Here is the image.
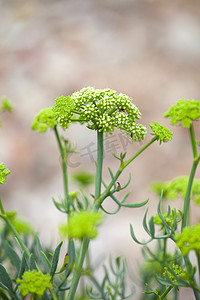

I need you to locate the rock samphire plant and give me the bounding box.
[0,89,200,300]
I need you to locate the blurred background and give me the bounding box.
[1,0,200,297]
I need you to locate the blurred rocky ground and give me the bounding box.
[1,0,200,297]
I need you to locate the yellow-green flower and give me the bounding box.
[5,211,33,235]
[0,97,13,112]
[153,210,182,228]
[16,270,52,297]
[151,176,200,204]
[0,163,10,184]
[164,99,200,128]
[149,121,173,144]
[31,107,57,133]
[59,210,103,239]
[175,223,200,255]
[53,96,75,129]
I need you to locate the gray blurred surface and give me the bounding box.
[1,1,200,298]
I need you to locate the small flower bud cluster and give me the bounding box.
[163,264,189,283]
[70,87,146,140]
[149,121,173,143]
[175,223,200,255]
[59,210,102,239]
[31,107,57,133]
[16,270,52,296]
[0,163,10,184]
[164,99,200,128]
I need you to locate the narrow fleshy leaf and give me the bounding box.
[36,236,50,273]
[17,252,28,279]
[0,264,13,292]
[142,208,151,235]
[130,225,152,245]
[50,241,63,276]
[52,198,65,213]
[29,254,37,270]
[149,217,155,238]
[120,173,131,190]
[4,242,21,273]
[108,168,116,189]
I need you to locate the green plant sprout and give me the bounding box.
[0,91,200,300]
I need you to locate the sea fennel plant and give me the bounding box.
[0,90,199,300]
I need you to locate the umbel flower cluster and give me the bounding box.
[59,210,102,240]
[175,223,200,255]
[164,99,200,128]
[163,264,189,283]
[16,270,52,297]
[32,87,147,141]
[151,176,200,204]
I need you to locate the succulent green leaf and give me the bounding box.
[50,241,63,276]
[29,254,37,271]
[17,252,28,279]
[4,242,21,273]
[35,236,50,273]
[0,264,13,292]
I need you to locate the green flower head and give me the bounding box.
[153,210,182,228]
[0,163,10,184]
[164,99,200,128]
[0,97,13,112]
[149,121,173,144]
[53,96,75,129]
[5,211,33,235]
[163,264,189,284]
[31,107,57,133]
[175,223,200,255]
[59,210,103,240]
[53,87,146,141]
[16,270,52,297]
[151,176,200,204]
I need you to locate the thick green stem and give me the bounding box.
[189,125,198,159]
[54,126,69,212]
[196,250,200,285]
[181,125,200,229]
[95,130,104,199]
[181,158,200,230]
[67,130,104,300]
